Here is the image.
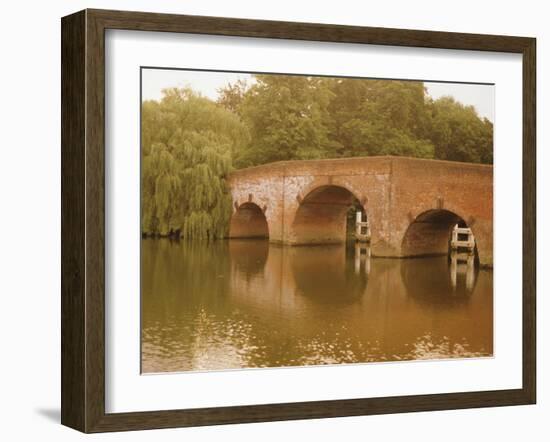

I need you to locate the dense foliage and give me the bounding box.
[142,76,493,238]
[217,76,493,168]
[141,88,248,238]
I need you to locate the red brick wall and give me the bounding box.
[228,156,493,266]
[389,157,493,265]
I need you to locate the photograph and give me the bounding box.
[140,68,494,374]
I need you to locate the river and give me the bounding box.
[141,239,493,373]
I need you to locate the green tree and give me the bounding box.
[429,96,493,164]
[325,78,434,158]
[141,88,249,238]
[217,76,493,167]
[217,78,249,113]
[234,75,336,167]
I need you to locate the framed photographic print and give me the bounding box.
[61,9,536,433]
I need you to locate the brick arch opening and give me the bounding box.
[229,202,269,239]
[291,185,365,245]
[401,209,479,262]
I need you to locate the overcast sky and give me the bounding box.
[142,68,494,122]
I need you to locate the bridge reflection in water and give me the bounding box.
[141,239,493,373]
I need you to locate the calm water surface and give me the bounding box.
[141,239,493,373]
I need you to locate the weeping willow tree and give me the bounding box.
[142,88,249,239]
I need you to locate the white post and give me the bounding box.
[355,211,362,238]
[451,224,458,250]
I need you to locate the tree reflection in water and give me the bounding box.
[141,239,493,373]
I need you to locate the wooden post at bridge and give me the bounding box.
[355,211,371,243]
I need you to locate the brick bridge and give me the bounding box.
[227,156,493,266]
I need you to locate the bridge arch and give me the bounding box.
[229,202,269,239]
[291,185,366,245]
[401,209,479,262]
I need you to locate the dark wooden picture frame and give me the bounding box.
[61,8,536,433]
